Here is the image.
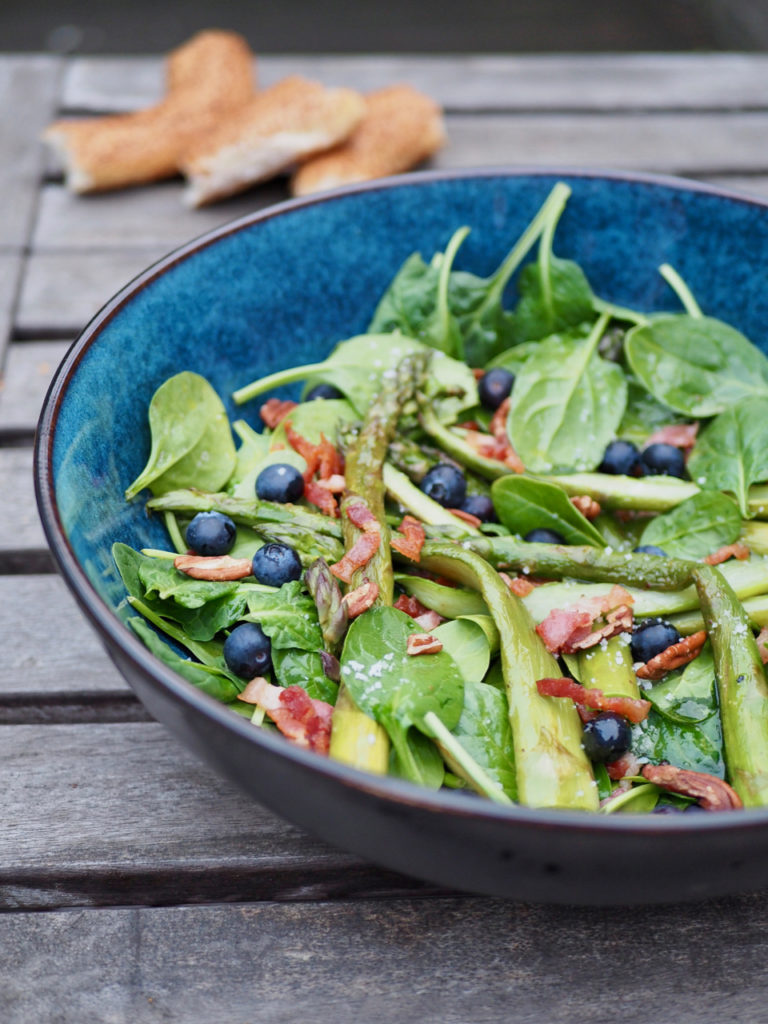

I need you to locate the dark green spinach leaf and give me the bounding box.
[491,475,606,546]
[638,491,741,560]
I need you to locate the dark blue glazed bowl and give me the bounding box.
[35,169,768,904]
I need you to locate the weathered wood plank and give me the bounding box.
[0,447,48,559]
[0,56,62,248]
[61,53,768,113]
[0,340,68,436]
[0,722,427,910]
[4,891,768,1024]
[0,252,24,366]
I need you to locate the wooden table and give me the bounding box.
[5,52,768,1022]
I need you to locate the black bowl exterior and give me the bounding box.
[35,168,768,904]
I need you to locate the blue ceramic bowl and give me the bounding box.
[35,169,768,904]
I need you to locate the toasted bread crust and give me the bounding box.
[291,85,446,196]
[181,77,366,206]
[44,30,256,192]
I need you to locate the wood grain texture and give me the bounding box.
[0,340,67,435]
[0,252,24,366]
[0,447,47,557]
[61,53,768,113]
[4,892,768,1024]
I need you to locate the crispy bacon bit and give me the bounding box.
[315,433,344,480]
[636,630,708,681]
[329,531,381,583]
[536,676,651,724]
[472,368,485,380]
[644,422,699,451]
[535,585,634,654]
[447,507,483,527]
[703,542,751,566]
[500,572,536,597]
[490,397,511,442]
[260,398,298,429]
[284,420,318,474]
[606,752,642,781]
[390,515,426,561]
[236,677,271,704]
[345,502,380,533]
[414,610,444,631]
[456,420,481,431]
[174,553,253,580]
[239,678,333,754]
[756,626,768,665]
[304,478,339,517]
[406,633,443,656]
[570,494,602,520]
[394,594,430,618]
[284,423,343,483]
[342,579,379,618]
[641,763,742,811]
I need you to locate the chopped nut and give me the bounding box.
[174,553,253,580]
[447,507,482,528]
[342,579,379,617]
[757,626,768,666]
[406,633,443,656]
[636,629,707,680]
[641,763,743,810]
[314,473,346,493]
[413,610,443,631]
[236,676,270,703]
[570,494,602,520]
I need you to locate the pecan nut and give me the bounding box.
[570,494,602,520]
[174,553,253,580]
[641,763,743,811]
[406,633,443,656]
[636,629,707,680]
[342,579,379,618]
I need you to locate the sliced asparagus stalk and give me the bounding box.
[692,565,768,807]
[670,593,768,635]
[578,635,640,700]
[542,472,699,512]
[383,463,480,534]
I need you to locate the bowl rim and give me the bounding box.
[34,164,768,837]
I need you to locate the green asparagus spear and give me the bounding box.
[578,635,640,700]
[418,540,598,810]
[692,565,768,806]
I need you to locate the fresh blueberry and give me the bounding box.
[630,618,681,664]
[633,544,668,557]
[460,494,498,522]
[652,803,685,815]
[598,439,640,476]
[420,463,467,508]
[223,622,272,678]
[184,511,236,556]
[478,368,515,410]
[581,712,632,763]
[252,542,303,586]
[683,802,707,813]
[305,382,344,401]
[638,443,686,479]
[256,463,305,503]
[524,528,566,544]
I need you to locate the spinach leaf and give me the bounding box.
[638,491,741,560]
[507,315,627,472]
[388,729,445,790]
[243,582,323,651]
[229,419,271,493]
[128,618,242,702]
[450,680,517,801]
[624,315,768,417]
[126,372,236,499]
[340,606,464,785]
[513,256,594,343]
[369,252,437,337]
[687,397,768,517]
[491,475,606,546]
[271,648,338,704]
[432,618,491,682]
[631,644,724,778]
[617,376,687,448]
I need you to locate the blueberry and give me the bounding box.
[184,511,236,556]
[478,368,515,410]
[420,463,467,508]
[581,712,632,763]
[223,622,272,678]
[524,528,566,544]
[460,494,498,523]
[256,463,305,503]
[252,542,303,586]
[598,439,640,476]
[633,545,668,557]
[305,382,344,401]
[630,618,681,664]
[652,803,685,815]
[638,443,686,479]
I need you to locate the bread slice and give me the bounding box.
[43,30,256,193]
[180,76,366,207]
[291,85,446,196]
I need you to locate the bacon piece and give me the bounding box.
[536,676,651,724]
[329,530,381,583]
[635,629,708,681]
[394,594,430,618]
[490,397,511,443]
[499,572,535,597]
[315,434,344,480]
[471,368,485,380]
[345,502,380,533]
[644,422,699,451]
[606,752,642,781]
[390,515,425,561]
[641,763,742,810]
[260,398,298,429]
[703,542,750,566]
[570,494,601,520]
[414,610,444,631]
[447,507,482,528]
[756,626,768,665]
[342,579,379,617]
[304,478,339,517]
[283,421,320,477]
[535,585,634,654]
[174,553,253,580]
[238,678,333,753]
[406,633,443,656]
